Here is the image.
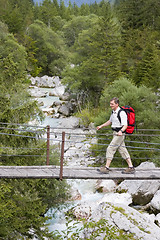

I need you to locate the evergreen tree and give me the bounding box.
[79,3,90,16]
[0,0,34,34]
[73,2,79,16]
[115,0,160,30]
[132,43,160,89]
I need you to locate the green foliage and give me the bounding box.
[115,0,160,30]
[0,178,69,239]
[62,14,98,47]
[75,107,98,128]
[26,20,68,76]
[0,23,42,124]
[0,0,34,34]
[62,11,122,107]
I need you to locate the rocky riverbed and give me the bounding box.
[29,75,160,240]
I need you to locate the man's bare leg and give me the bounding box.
[126,158,133,168]
[122,158,135,174]
[106,159,112,168]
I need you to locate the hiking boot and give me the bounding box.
[98,166,110,174]
[122,167,135,174]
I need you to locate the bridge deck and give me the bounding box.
[0,166,160,179]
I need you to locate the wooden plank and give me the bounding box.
[0,166,160,179]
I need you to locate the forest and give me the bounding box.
[0,0,160,238]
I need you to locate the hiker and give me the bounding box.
[97,97,135,174]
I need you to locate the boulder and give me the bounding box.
[59,92,70,101]
[116,162,160,205]
[69,188,82,201]
[52,100,62,107]
[58,116,80,129]
[97,192,132,206]
[96,179,116,193]
[117,179,160,205]
[30,75,61,88]
[150,190,160,212]
[58,100,77,117]
[50,85,66,97]
[29,87,47,98]
[41,107,55,116]
[71,201,160,240]
[58,104,70,116]
[136,161,156,169]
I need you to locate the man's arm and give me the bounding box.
[117,110,128,135]
[117,125,127,136]
[97,120,111,130]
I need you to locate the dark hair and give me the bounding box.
[110,97,119,105]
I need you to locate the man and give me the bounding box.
[97,97,135,174]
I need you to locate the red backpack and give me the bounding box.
[117,106,135,134]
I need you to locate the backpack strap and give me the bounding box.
[117,108,123,124]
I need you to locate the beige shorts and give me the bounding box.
[106,131,130,160]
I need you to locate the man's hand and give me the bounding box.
[97,125,102,130]
[117,130,123,136]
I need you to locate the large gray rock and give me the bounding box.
[30,75,60,88]
[58,104,70,116]
[96,179,116,193]
[150,190,160,211]
[29,87,47,98]
[57,100,77,117]
[72,201,160,240]
[97,192,132,206]
[117,180,160,205]
[50,85,66,97]
[136,161,156,169]
[59,116,80,129]
[116,162,160,205]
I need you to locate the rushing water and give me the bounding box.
[46,179,104,234]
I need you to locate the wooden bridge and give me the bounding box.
[0,123,160,180]
[0,165,160,180]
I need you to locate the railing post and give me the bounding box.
[46,125,50,165]
[60,131,65,180]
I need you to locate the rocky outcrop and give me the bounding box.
[29,76,77,118]
[57,100,77,117]
[116,162,160,205]
[30,75,61,88]
[71,201,160,240]
[150,190,160,211]
[95,179,116,193]
[65,162,160,240]
[28,87,48,98]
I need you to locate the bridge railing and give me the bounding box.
[0,122,160,179]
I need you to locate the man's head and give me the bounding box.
[110,97,119,111]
